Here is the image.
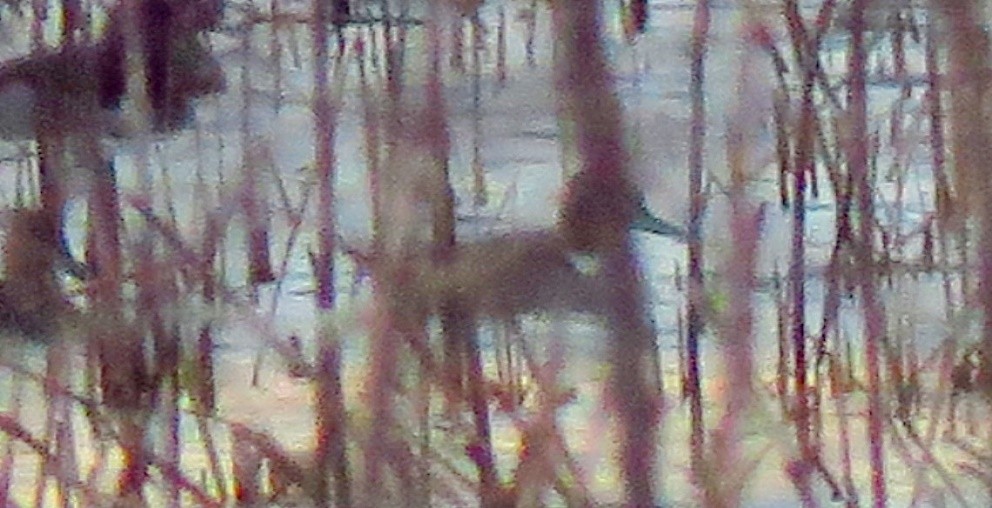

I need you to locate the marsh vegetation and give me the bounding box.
[0,0,989,506]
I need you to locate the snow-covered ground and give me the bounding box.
[0,0,988,506]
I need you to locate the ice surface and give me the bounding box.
[0,0,987,506]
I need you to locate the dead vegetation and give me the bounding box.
[0,0,988,507]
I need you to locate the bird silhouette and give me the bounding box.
[0,0,227,288]
[0,208,77,340]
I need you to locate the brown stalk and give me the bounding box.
[161,324,182,508]
[30,0,44,52]
[550,0,658,503]
[388,3,409,103]
[249,159,315,385]
[415,333,433,508]
[231,428,263,505]
[686,0,709,484]
[39,342,80,508]
[0,366,223,507]
[848,1,889,506]
[828,331,858,506]
[311,0,351,504]
[0,414,107,507]
[362,18,414,508]
[774,88,791,209]
[892,421,971,507]
[508,329,594,506]
[470,12,487,209]
[496,6,506,87]
[507,339,568,506]
[524,0,537,68]
[781,1,816,501]
[424,7,496,504]
[425,9,468,414]
[263,166,314,311]
[240,20,276,289]
[706,65,764,504]
[193,352,225,503]
[937,0,992,406]
[676,280,689,405]
[776,266,791,418]
[82,23,145,504]
[195,206,224,502]
[270,0,284,114]
[126,30,183,508]
[450,14,464,73]
[922,18,958,333]
[0,368,23,505]
[44,2,225,502]
[356,34,383,258]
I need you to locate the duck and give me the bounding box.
[0,208,78,340]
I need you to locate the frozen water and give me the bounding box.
[0,0,987,506]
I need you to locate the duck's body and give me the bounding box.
[0,280,75,340]
[0,209,77,341]
[0,0,227,302]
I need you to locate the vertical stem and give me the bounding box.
[776,267,791,417]
[164,325,181,508]
[311,0,350,505]
[496,6,507,86]
[357,37,383,251]
[0,374,23,505]
[922,11,962,446]
[31,0,46,51]
[551,0,659,503]
[333,0,350,26]
[428,8,496,504]
[848,2,887,506]
[450,15,464,73]
[781,2,817,502]
[525,0,537,68]
[630,0,648,34]
[241,25,276,288]
[271,0,284,114]
[470,13,487,210]
[198,253,218,413]
[706,23,768,503]
[923,14,955,312]
[384,8,405,102]
[196,210,224,502]
[363,2,406,496]
[686,0,709,485]
[32,0,64,295]
[34,137,64,274]
[833,332,858,506]
[92,4,139,492]
[61,0,81,46]
[791,65,814,508]
[94,158,145,500]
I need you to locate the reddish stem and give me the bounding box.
[848,2,888,506]
[686,0,710,485]
[311,0,351,505]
